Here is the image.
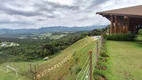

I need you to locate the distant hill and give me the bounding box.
[0,25,106,34]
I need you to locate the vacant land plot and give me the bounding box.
[106,41,142,80]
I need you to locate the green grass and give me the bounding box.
[0,71,30,80]
[0,57,46,80]
[0,36,98,80]
[0,71,16,80]
[0,62,33,80]
[39,36,98,80]
[106,41,142,80]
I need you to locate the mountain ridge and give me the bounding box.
[0,25,106,34]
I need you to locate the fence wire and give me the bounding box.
[0,36,103,80]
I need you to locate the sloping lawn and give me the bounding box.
[106,41,142,80]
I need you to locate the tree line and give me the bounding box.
[0,31,89,62]
[0,28,106,62]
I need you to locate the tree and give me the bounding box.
[42,49,49,57]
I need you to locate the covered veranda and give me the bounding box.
[97,5,142,34]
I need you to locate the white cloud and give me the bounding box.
[46,0,75,6]
[0,0,142,29]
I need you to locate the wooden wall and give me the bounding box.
[109,15,129,34]
[103,14,142,34]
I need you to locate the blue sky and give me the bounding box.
[0,0,142,29]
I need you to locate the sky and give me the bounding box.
[0,0,142,29]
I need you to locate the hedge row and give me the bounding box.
[106,33,136,41]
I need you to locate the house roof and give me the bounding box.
[96,5,142,17]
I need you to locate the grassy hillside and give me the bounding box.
[39,36,97,80]
[0,36,98,80]
[106,41,142,80]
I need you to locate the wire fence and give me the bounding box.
[0,55,33,80]
[76,48,98,80]
[75,35,103,80]
[0,35,103,80]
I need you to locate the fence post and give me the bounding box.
[100,35,102,48]
[29,64,38,80]
[34,64,37,80]
[89,51,92,80]
[29,64,34,80]
[96,41,99,63]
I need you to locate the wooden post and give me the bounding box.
[124,16,129,33]
[120,16,124,33]
[115,16,118,33]
[89,51,92,80]
[100,35,103,48]
[29,64,34,80]
[110,15,114,34]
[117,18,120,33]
[109,26,110,34]
[96,42,99,63]
[127,18,129,33]
[34,65,37,80]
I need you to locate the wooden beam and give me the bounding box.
[115,16,118,33]
[118,22,120,33]
[110,15,114,34]
[123,16,129,33]
[117,17,122,33]
[96,12,142,18]
[126,16,129,33]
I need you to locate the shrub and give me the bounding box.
[93,70,107,80]
[136,29,142,43]
[75,66,81,74]
[100,51,109,58]
[106,33,136,41]
[137,36,142,42]
[138,29,142,35]
[96,62,107,70]
[75,58,79,64]
[100,47,109,58]
[71,65,81,74]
